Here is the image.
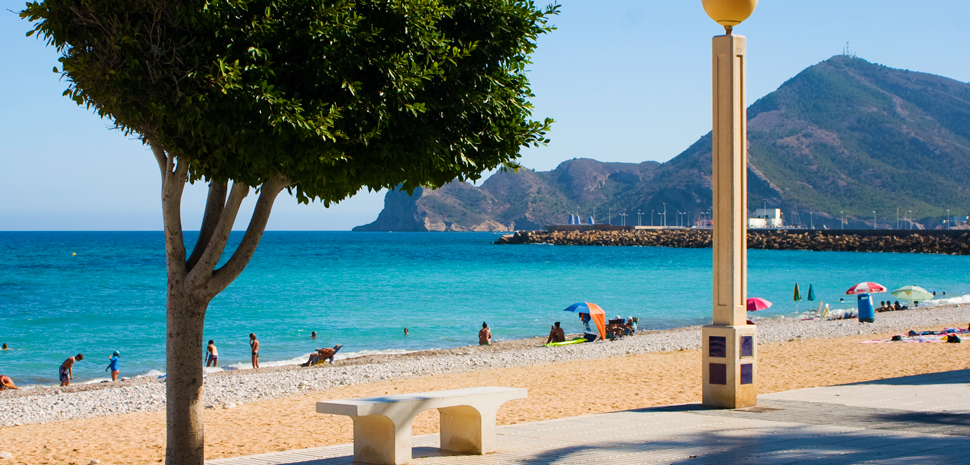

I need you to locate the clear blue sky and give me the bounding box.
[2,1,968,230]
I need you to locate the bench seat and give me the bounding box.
[317,386,527,464]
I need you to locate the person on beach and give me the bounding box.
[625,316,637,335]
[302,344,343,366]
[310,331,317,339]
[0,374,17,390]
[249,333,260,369]
[206,340,218,367]
[105,351,120,381]
[1,343,8,350]
[60,354,83,386]
[580,313,598,342]
[404,328,409,336]
[479,322,492,345]
[894,301,903,310]
[546,322,566,344]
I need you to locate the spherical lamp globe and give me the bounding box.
[702,0,757,31]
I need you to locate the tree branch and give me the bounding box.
[151,143,167,176]
[150,142,188,277]
[186,181,228,271]
[207,175,289,297]
[185,181,249,289]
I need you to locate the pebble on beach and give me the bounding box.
[0,451,13,459]
[0,304,968,428]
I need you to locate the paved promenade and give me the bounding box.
[208,370,970,464]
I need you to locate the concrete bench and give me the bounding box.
[316,386,527,465]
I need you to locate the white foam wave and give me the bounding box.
[918,293,970,307]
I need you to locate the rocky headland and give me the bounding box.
[495,229,970,255]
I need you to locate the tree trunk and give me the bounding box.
[150,143,290,464]
[165,292,209,464]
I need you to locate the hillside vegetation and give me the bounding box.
[356,56,970,232]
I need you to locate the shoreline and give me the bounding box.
[2,303,969,428]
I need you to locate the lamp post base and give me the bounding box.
[701,324,758,409]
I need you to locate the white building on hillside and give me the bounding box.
[749,208,783,228]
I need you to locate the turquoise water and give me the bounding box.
[1,231,968,386]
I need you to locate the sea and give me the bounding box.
[1,231,968,387]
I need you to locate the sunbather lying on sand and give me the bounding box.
[301,344,343,366]
[0,374,17,390]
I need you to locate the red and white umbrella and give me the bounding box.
[845,282,887,295]
[746,297,773,311]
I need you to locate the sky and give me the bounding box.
[2,1,969,231]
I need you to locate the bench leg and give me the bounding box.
[438,405,497,455]
[351,415,412,465]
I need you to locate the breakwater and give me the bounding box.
[495,229,970,255]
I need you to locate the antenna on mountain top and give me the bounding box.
[843,42,856,58]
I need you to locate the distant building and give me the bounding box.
[750,208,783,228]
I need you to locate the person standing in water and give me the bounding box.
[105,351,120,381]
[249,333,260,368]
[479,322,491,345]
[206,340,218,367]
[310,331,317,339]
[60,354,83,386]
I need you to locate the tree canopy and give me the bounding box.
[23,0,557,202]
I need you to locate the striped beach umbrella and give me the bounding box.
[563,302,607,340]
[846,282,887,295]
[793,283,802,312]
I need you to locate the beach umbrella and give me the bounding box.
[891,285,933,302]
[562,302,607,340]
[746,297,772,311]
[793,283,802,312]
[846,282,887,295]
[807,284,816,301]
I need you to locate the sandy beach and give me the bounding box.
[2,304,970,465]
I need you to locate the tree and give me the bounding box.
[22,0,557,462]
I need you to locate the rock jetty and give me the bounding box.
[495,229,970,255]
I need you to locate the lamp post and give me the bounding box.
[873,211,877,230]
[608,208,612,226]
[701,0,758,409]
[619,213,627,227]
[663,203,667,227]
[946,209,950,230]
[651,210,655,226]
[637,210,643,227]
[840,210,844,230]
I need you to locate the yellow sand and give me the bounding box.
[2,331,968,465]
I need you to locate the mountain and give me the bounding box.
[355,56,970,232]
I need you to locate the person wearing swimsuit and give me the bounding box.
[105,351,120,381]
[206,340,219,367]
[249,333,259,369]
[60,354,83,386]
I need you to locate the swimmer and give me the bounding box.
[310,331,317,339]
[404,328,409,336]
[1,343,7,350]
